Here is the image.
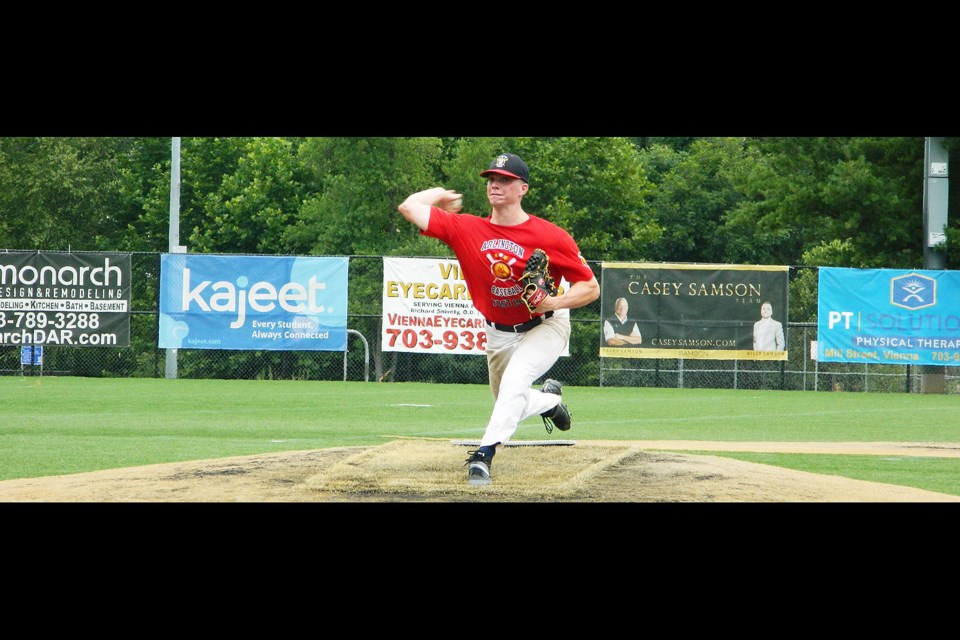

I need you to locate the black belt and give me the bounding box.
[486,311,554,334]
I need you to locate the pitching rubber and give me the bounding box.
[452,440,575,447]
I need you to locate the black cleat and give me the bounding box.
[542,378,563,396]
[464,448,494,485]
[540,379,571,433]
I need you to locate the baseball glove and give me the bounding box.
[520,248,558,314]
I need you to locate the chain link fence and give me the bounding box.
[3,252,957,394]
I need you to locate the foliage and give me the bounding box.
[515,137,660,260]
[190,137,306,254]
[641,137,760,263]
[786,239,858,322]
[116,137,180,252]
[282,137,448,376]
[0,137,138,250]
[2,135,957,383]
[726,137,925,268]
[284,137,442,256]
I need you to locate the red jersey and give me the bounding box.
[423,206,595,325]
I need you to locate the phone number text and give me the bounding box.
[0,312,101,329]
[384,328,486,352]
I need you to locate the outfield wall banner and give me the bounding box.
[382,257,487,354]
[600,262,789,360]
[817,267,960,366]
[159,254,348,351]
[0,251,131,347]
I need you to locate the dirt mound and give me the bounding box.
[1,440,957,503]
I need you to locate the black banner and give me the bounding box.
[0,251,131,347]
[601,262,789,360]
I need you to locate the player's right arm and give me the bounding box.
[398,187,462,231]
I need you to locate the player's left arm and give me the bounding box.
[538,276,599,312]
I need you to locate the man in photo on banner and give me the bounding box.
[753,301,785,351]
[603,296,642,347]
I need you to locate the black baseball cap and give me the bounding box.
[480,153,529,183]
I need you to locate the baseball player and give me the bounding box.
[397,153,600,485]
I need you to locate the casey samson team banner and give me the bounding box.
[601,263,789,360]
[382,257,486,354]
[0,251,131,347]
[159,254,348,351]
[817,267,960,367]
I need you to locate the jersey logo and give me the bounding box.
[485,251,523,298]
[487,251,517,283]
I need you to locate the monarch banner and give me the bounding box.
[600,262,789,360]
[382,257,487,354]
[817,267,960,366]
[0,251,131,347]
[159,254,348,351]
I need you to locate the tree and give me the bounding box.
[641,137,759,264]
[190,137,306,254]
[725,137,925,268]
[434,137,661,261]
[120,137,252,252]
[284,137,443,257]
[789,239,857,322]
[116,137,183,252]
[285,137,448,380]
[480,137,660,261]
[0,137,138,250]
[119,137,310,256]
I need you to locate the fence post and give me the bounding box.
[344,329,370,382]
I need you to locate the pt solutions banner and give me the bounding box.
[817,267,960,366]
[382,257,487,354]
[0,251,131,347]
[159,254,348,351]
[600,262,789,360]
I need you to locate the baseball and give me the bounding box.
[449,197,463,211]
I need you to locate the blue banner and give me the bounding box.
[817,267,960,366]
[159,254,348,351]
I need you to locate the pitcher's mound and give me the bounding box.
[304,440,635,500]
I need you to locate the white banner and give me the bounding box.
[382,257,487,355]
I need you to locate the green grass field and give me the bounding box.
[3,375,959,494]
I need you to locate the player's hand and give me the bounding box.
[436,190,463,213]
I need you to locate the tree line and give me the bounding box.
[2,136,956,325]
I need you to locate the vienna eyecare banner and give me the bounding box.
[159,254,348,351]
[600,262,789,360]
[817,267,960,366]
[382,257,487,354]
[0,251,131,347]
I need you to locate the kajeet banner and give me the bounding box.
[600,263,789,360]
[382,257,487,354]
[159,254,348,351]
[0,251,131,347]
[817,267,960,367]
